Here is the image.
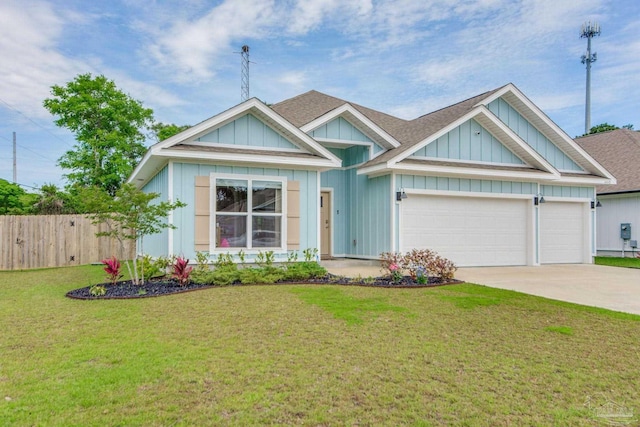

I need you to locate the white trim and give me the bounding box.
[554,175,613,185]
[391,172,397,253]
[317,172,322,258]
[208,173,288,252]
[300,104,401,149]
[185,140,305,153]
[167,161,174,256]
[537,196,592,203]
[390,106,560,177]
[403,188,535,200]
[158,148,338,169]
[129,97,343,185]
[408,155,533,168]
[321,187,334,258]
[479,84,616,182]
[314,137,375,147]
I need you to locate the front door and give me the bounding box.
[320,191,331,259]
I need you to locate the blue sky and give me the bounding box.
[1,0,638,189]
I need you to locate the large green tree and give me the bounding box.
[43,73,154,196]
[0,179,36,215]
[152,122,190,142]
[31,184,82,215]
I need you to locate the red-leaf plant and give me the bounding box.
[101,256,123,286]
[172,256,193,286]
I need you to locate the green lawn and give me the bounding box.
[1,266,639,426]
[595,256,640,269]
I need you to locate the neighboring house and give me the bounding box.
[575,129,640,257]
[130,83,615,267]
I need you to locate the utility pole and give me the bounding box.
[241,45,250,102]
[580,22,601,135]
[12,131,16,183]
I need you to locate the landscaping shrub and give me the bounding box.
[172,256,193,286]
[380,249,457,280]
[136,254,163,280]
[101,256,122,285]
[380,252,405,277]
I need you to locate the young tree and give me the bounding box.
[83,184,186,284]
[43,73,154,196]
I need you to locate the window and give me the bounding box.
[213,176,285,250]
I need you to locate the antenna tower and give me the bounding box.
[241,45,250,101]
[580,22,600,134]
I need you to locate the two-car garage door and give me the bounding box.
[400,194,587,267]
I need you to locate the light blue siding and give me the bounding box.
[196,113,300,150]
[488,98,583,171]
[312,117,386,154]
[398,175,537,195]
[141,165,169,257]
[172,162,318,260]
[321,147,392,257]
[414,118,524,165]
[541,185,594,199]
[312,117,370,142]
[348,172,391,257]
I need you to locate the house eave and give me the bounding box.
[359,162,560,182]
[158,149,340,169]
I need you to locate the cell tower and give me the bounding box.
[241,45,250,102]
[580,22,601,135]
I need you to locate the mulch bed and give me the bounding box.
[66,274,464,300]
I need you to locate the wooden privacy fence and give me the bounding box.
[0,215,135,270]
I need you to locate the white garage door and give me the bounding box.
[540,202,586,264]
[400,195,529,267]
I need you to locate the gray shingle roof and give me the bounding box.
[575,129,640,194]
[272,86,506,168]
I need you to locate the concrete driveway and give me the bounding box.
[457,264,640,315]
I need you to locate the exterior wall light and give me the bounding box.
[396,189,408,201]
[534,195,545,206]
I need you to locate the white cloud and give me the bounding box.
[145,0,278,82]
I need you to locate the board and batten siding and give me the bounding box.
[196,113,300,150]
[312,117,372,143]
[172,162,318,260]
[488,98,583,171]
[141,165,170,258]
[397,175,538,195]
[595,193,640,252]
[540,185,594,199]
[321,146,391,257]
[347,172,391,258]
[411,118,525,165]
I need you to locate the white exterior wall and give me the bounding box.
[596,193,640,256]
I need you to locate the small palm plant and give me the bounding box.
[101,256,122,286]
[172,256,193,286]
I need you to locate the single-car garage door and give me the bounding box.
[400,195,530,267]
[540,201,587,264]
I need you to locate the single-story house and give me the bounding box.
[129,83,615,267]
[575,129,640,257]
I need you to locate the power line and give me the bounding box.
[0,97,74,148]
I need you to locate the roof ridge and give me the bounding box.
[409,85,505,123]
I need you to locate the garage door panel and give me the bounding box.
[400,195,528,267]
[540,202,585,264]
